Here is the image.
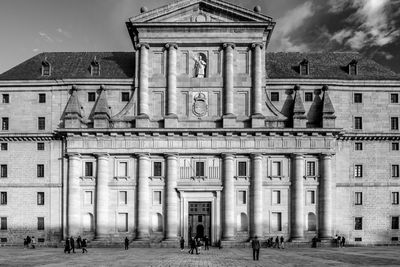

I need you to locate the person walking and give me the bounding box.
[204,235,209,250]
[280,236,285,249]
[124,237,129,250]
[26,236,31,248]
[311,236,318,248]
[81,238,88,253]
[64,237,71,253]
[180,236,185,251]
[275,236,280,249]
[77,236,82,249]
[31,236,36,249]
[251,236,261,261]
[341,236,346,247]
[188,237,199,254]
[70,236,76,253]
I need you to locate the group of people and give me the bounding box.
[64,236,87,253]
[182,235,210,254]
[335,235,346,247]
[265,236,285,249]
[23,236,36,249]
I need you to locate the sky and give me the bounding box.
[0,0,399,74]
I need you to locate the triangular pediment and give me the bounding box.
[129,0,273,23]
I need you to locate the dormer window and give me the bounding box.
[41,60,51,76]
[300,59,309,75]
[349,59,358,76]
[90,57,100,76]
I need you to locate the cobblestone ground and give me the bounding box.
[0,246,400,267]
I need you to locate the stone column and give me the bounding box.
[138,43,150,117]
[67,153,81,237]
[319,154,333,239]
[95,153,109,239]
[166,43,178,117]
[136,153,150,239]
[223,43,235,116]
[251,154,263,238]
[291,154,305,240]
[165,153,178,240]
[251,43,263,115]
[222,153,235,240]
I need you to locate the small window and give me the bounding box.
[2,118,9,130]
[354,117,362,130]
[38,117,45,130]
[1,143,7,151]
[392,216,399,230]
[38,94,46,103]
[306,161,316,176]
[0,217,7,230]
[153,191,162,205]
[0,165,7,178]
[121,92,130,102]
[355,142,363,151]
[42,60,51,76]
[355,237,362,242]
[84,191,93,205]
[355,217,363,230]
[238,161,247,177]
[354,93,362,103]
[272,190,281,204]
[392,143,400,151]
[391,117,399,130]
[355,192,363,205]
[391,94,399,104]
[392,192,399,205]
[90,60,100,76]
[198,215,203,222]
[392,237,399,241]
[238,190,246,205]
[0,192,7,205]
[392,165,399,178]
[37,164,44,178]
[153,162,162,177]
[349,60,358,76]
[305,92,313,102]
[307,190,315,204]
[37,192,45,205]
[88,92,96,102]
[37,143,45,151]
[271,92,279,102]
[85,162,93,177]
[37,217,44,230]
[2,94,9,104]
[272,161,281,177]
[300,59,309,75]
[354,165,363,178]
[118,162,128,177]
[195,161,205,177]
[0,238,7,243]
[38,238,45,243]
[119,191,127,205]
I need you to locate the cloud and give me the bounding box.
[269,1,314,52]
[57,28,72,39]
[39,32,54,43]
[377,51,394,60]
[32,48,40,53]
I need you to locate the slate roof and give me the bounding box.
[0,51,399,81]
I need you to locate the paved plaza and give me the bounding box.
[0,246,399,267]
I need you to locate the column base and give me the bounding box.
[164,114,178,128]
[136,114,150,128]
[161,239,179,248]
[290,237,306,242]
[251,114,265,128]
[222,114,237,128]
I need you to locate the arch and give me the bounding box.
[83,213,93,232]
[152,213,163,232]
[308,212,317,231]
[237,212,248,232]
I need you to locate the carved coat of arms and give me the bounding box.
[192,92,208,117]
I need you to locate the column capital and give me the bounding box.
[251,42,264,50]
[251,153,263,160]
[221,153,235,159]
[137,43,150,50]
[222,43,235,50]
[164,152,179,158]
[320,153,334,160]
[94,153,110,159]
[136,153,150,159]
[165,43,178,50]
[291,153,305,159]
[66,152,81,159]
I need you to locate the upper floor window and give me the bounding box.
[88,92,96,102]
[38,93,46,103]
[41,60,51,76]
[118,161,128,177]
[153,162,162,177]
[270,92,279,102]
[37,192,45,205]
[2,94,9,104]
[37,217,44,230]
[307,190,315,205]
[195,161,205,177]
[121,92,130,102]
[305,92,313,102]
[0,143,7,151]
[2,118,8,131]
[37,143,45,151]
[354,164,363,178]
[90,57,100,76]
[0,165,7,178]
[238,161,247,177]
[392,192,399,205]
[354,93,362,103]
[38,117,45,130]
[392,216,399,230]
[84,191,93,205]
[238,190,246,205]
[393,165,400,178]
[355,142,363,151]
[391,93,399,104]
[0,192,7,205]
[355,192,363,205]
[153,191,162,205]
[355,217,363,230]
[271,161,282,177]
[1,217,7,230]
[306,161,316,176]
[354,117,363,130]
[37,164,44,178]
[299,59,309,75]
[119,191,127,205]
[391,117,399,130]
[272,190,281,204]
[348,59,358,76]
[392,142,400,151]
[85,162,93,177]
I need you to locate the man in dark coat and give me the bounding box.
[251,236,261,261]
[70,236,75,253]
[124,237,129,250]
[180,236,185,251]
[76,236,82,249]
[188,237,199,254]
[64,237,71,253]
[204,235,209,250]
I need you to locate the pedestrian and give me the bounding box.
[275,236,280,249]
[81,238,88,253]
[217,239,222,249]
[251,235,260,261]
[124,237,129,250]
[341,236,346,248]
[180,236,185,251]
[337,236,341,247]
[64,237,71,253]
[188,237,199,254]
[204,235,209,250]
[77,236,82,249]
[196,238,202,252]
[280,236,285,249]
[31,236,36,249]
[311,236,318,248]
[70,236,75,253]
[26,236,31,248]
[23,238,27,248]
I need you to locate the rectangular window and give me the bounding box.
[2,118,8,130]
[272,190,281,204]
[198,215,203,223]
[392,143,400,151]
[85,162,93,177]
[0,192,7,205]
[355,142,363,151]
[88,92,96,102]
[238,190,246,205]
[270,92,279,102]
[391,117,399,130]
[2,94,9,104]
[354,165,363,178]
[355,237,362,242]
[355,192,363,205]
[119,191,127,205]
[37,217,44,230]
[153,191,162,205]
[355,217,363,230]
[37,192,44,205]
[392,192,399,205]
[121,92,130,102]
[195,161,205,177]
[1,165,7,178]
[84,191,93,205]
[391,93,399,104]
[272,161,281,177]
[0,238,7,243]
[38,117,45,130]
[0,143,7,151]
[393,165,400,178]
[354,117,362,130]
[37,142,45,151]
[307,190,315,204]
[0,217,7,230]
[305,92,313,102]
[38,93,46,103]
[118,162,128,177]
[306,161,316,176]
[354,93,362,103]
[392,216,399,230]
[38,238,44,243]
[271,212,282,232]
[238,161,247,177]
[153,162,162,177]
[118,213,128,232]
[37,164,44,178]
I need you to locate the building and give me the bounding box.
[0,0,400,246]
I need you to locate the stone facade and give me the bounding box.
[0,0,399,246]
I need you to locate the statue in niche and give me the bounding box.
[193,53,207,78]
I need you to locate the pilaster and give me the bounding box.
[67,153,81,237]
[137,43,150,128]
[251,43,265,128]
[222,153,235,240]
[136,153,150,239]
[290,153,305,240]
[250,153,263,238]
[319,154,333,239]
[165,153,179,240]
[222,43,237,128]
[165,43,179,128]
[95,153,109,239]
